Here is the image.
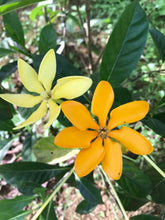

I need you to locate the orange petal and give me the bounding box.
[102,138,122,180]
[75,137,105,177]
[109,126,153,155]
[91,81,114,127]
[61,101,99,130]
[54,127,98,148]
[108,101,149,130]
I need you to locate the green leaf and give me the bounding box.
[33,136,78,164]
[118,192,147,211]
[0,138,13,161]
[22,133,37,161]
[0,0,45,16]
[130,214,161,220]
[0,47,14,58]
[76,175,103,205]
[143,113,165,137]
[0,195,35,220]
[39,24,57,55]
[113,87,132,108]
[146,160,165,204]
[0,61,17,82]
[0,162,70,195]
[76,199,97,214]
[0,119,15,131]
[117,160,152,198]
[3,11,25,46]
[150,28,165,61]
[0,98,15,121]
[100,0,148,86]
[41,200,58,220]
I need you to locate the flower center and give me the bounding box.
[97,127,109,139]
[40,90,52,101]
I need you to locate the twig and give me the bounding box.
[85,0,94,73]
[75,1,86,41]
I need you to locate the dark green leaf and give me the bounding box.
[76,199,97,214]
[117,160,152,198]
[0,195,35,220]
[39,24,57,55]
[0,47,14,58]
[150,28,165,61]
[22,133,37,161]
[3,11,25,46]
[0,61,17,82]
[118,192,147,211]
[41,200,58,220]
[0,98,15,120]
[130,214,161,220]
[0,119,15,131]
[113,87,132,108]
[0,162,70,195]
[100,0,148,86]
[76,175,103,205]
[0,138,13,161]
[143,113,165,137]
[0,0,45,16]
[146,160,165,204]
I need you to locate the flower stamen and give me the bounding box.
[98,127,109,139]
[40,90,52,101]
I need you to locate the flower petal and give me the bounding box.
[75,137,105,177]
[44,100,61,129]
[54,127,98,148]
[38,49,56,90]
[61,100,99,130]
[91,81,114,127]
[18,59,44,93]
[109,126,153,155]
[0,94,42,107]
[102,138,122,180]
[52,76,92,99]
[108,101,149,130]
[14,101,47,130]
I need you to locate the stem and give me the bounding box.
[31,167,74,220]
[143,155,165,178]
[101,168,129,220]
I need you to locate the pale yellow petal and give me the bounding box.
[44,100,61,129]
[14,101,47,130]
[38,49,56,90]
[52,76,92,99]
[18,59,44,93]
[0,94,42,107]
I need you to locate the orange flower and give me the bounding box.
[54,81,153,180]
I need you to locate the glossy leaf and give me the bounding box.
[146,160,165,204]
[0,0,45,16]
[39,24,57,55]
[0,47,14,58]
[113,87,132,108]
[0,138,13,161]
[118,192,147,211]
[3,11,25,46]
[0,61,17,82]
[0,98,15,121]
[100,0,148,86]
[130,215,161,220]
[150,28,165,61]
[0,162,70,194]
[143,113,165,137]
[0,195,35,220]
[33,136,78,164]
[41,200,58,220]
[76,199,97,214]
[0,119,15,131]
[22,133,37,161]
[75,175,103,205]
[117,160,152,198]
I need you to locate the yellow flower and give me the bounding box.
[54,81,153,180]
[0,49,92,129]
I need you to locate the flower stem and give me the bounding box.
[143,155,165,178]
[101,167,129,220]
[31,167,74,220]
